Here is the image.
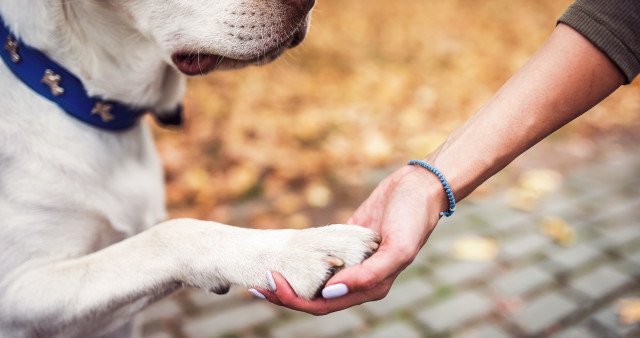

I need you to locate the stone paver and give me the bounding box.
[571,266,632,300]
[473,205,531,234]
[629,249,640,266]
[500,233,550,261]
[360,278,432,318]
[433,261,496,285]
[491,266,554,298]
[547,244,602,272]
[183,302,278,338]
[417,236,455,258]
[582,199,640,228]
[137,149,640,338]
[416,291,493,333]
[508,292,578,336]
[455,324,510,338]
[272,309,364,338]
[552,326,599,338]
[595,225,640,251]
[143,331,174,338]
[591,301,640,337]
[363,322,422,338]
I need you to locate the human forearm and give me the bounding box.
[425,24,625,202]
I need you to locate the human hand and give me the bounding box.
[256,164,447,315]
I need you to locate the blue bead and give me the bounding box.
[408,160,456,218]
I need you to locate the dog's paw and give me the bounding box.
[273,224,380,300]
[157,219,379,300]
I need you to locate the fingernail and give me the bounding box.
[267,271,277,291]
[248,288,266,299]
[322,283,349,299]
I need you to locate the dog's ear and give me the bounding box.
[153,105,183,128]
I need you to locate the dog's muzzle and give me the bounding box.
[172,0,315,75]
[171,28,306,76]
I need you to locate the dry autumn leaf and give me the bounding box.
[286,213,312,230]
[618,298,640,325]
[226,164,260,197]
[508,188,541,212]
[363,132,393,166]
[305,182,333,208]
[274,192,304,215]
[451,236,499,262]
[540,216,576,247]
[519,169,563,194]
[509,169,563,211]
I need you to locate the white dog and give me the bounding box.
[0,1,379,337]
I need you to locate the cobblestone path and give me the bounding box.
[138,149,640,338]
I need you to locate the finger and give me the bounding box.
[255,288,282,306]
[254,271,293,306]
[268,272,335,313]
[272,274,395,315]
[323,245,410,295]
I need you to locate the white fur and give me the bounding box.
[0,1,377,337]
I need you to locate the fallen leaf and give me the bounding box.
[519,169,563,196]
[184,167,211,190]
[286,213,311,229]
[274,192,304,215]
[226,164,260,197]
[509,169,563,211]
[540,216,576,247]
[363,132,393,165]
[618,298,640,325]
[508,188,541,212]
[334,208,356,224]
[451,236,499,262]
[305,181,333,208]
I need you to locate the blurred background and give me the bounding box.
[141,0,640,337]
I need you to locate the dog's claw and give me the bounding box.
[372,232,382,244]
[368,241,380,251]
[325,256,345,267]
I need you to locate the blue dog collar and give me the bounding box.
[0,15,182,131]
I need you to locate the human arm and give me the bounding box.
[256,22,626,314]
[424,23,626,202]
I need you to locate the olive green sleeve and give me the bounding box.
[559,0,640,84]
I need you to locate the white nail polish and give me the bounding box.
[267,271,277,291]
[322,283,349,299]
[248,288,266,299]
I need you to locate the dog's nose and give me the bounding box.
[284,0,316,14]
[289,29,307,48]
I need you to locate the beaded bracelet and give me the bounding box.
[408,160,456,217]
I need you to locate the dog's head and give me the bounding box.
[112,0,315,75]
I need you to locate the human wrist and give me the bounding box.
[401,164,450,220]
[407,160,456,217]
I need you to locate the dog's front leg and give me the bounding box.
[1,219,190,338]
[0,219,378,338]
